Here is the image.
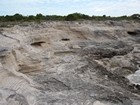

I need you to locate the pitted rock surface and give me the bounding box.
[0,21,140,105]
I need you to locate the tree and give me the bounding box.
[27,15,36,21]
[5,15,15,21]
[0,16,4,21]
[13,13,23,21]
[66,13,79,21]
[81,14,91,20]
[131,14,140,20]
[36,13,44,20]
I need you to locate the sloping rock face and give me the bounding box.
[0,20,140,105]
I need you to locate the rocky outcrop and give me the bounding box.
[83,41,134,59]
[0,20,140,105]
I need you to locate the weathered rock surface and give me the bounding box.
[0,20,140,105]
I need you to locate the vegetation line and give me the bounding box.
[0,13,139,25]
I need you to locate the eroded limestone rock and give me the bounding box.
[0,21,140,105]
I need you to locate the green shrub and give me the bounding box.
[0,13,139,22]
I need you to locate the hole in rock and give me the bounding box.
[31,41,46,47]
[61,38,70,41]
[127,31,138,35]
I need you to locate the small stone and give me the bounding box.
[105,75,108,79]
[72,45,81,49]
[93,101,105,105]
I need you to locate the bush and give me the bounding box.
[0,13,139,22]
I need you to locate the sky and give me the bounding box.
[0,0,140,16]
